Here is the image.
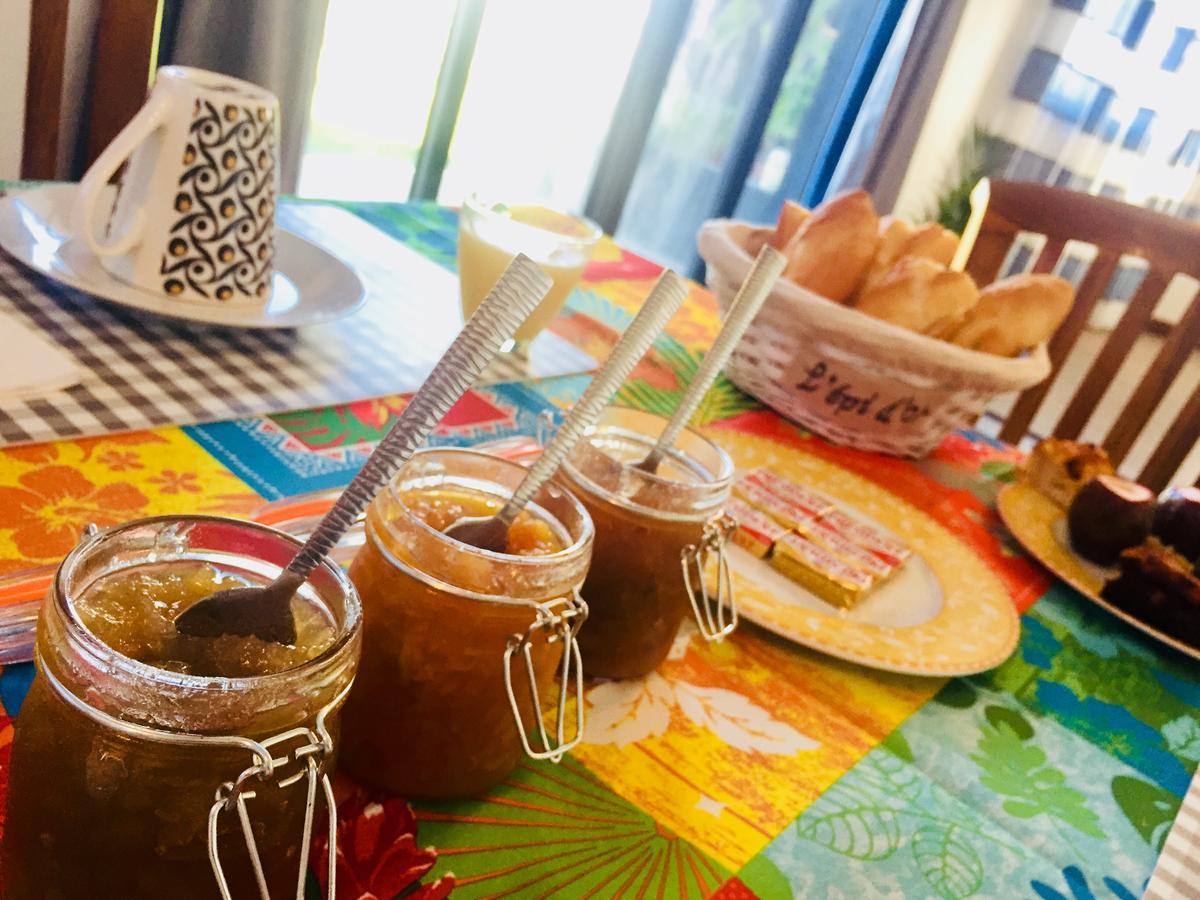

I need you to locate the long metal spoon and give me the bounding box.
[444,270,689,552]
[633,245,785,474]
[175,255,553,643]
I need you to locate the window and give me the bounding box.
[613,0,899,273]
[1162,27,1195,72]
[1172,130,1200,167]
[1099,182,1125,199]
[1011,50,1104,127]
[1082,85,1115,134]
[1108,0,1155,50]
[1122,107,1154,152]
[1010,147,1056,182]
[1012,48,1057,103]
[1052,0,1086,10]
[1042,62,1099,125]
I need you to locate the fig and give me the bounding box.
[1152,487,1200,562]
[1068,474,1155,566]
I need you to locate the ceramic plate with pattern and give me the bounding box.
[713,429,1020,676]
[997,481,1200,662]
[0,184,365,328]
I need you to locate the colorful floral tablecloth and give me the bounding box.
[0,200,1196,898]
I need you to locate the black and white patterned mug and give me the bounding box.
[74,66,279,307]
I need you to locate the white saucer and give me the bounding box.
[0,184,366,329]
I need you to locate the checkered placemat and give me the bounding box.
[1145,769,1200,899]
[0,201,595,447]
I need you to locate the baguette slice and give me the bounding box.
[947,273,1074,357]
[781,190,880,302]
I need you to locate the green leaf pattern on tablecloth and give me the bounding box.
[911,824,985,900]
[796,751,925,860]
[1162,715,1200,761]
[970,715,1103,837]
[739,590,1200,899]
[1111,775,1181,851]
[613,335,760,425]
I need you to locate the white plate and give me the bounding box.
[0,184,365,328]
[711,429,1020,676]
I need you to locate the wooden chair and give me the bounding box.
[955,177,1200,491]
[21,0,163,180]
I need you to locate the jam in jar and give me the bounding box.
[559,406,735,679]
[3,516,361,899]
[340,448,592,798]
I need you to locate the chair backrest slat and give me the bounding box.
[1031,237,1065,274]
[1102,291,1200,467]
[964,178,1200,490]
[1052,267,1168,441]
[1142,386,1200,492]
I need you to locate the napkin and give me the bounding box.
[0,316,81,401]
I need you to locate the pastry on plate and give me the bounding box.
[1101,538,1200,648]
[1020,438,1115,508]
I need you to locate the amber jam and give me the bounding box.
[559,407,733,679]
[341,448,593,798]
[3,517,361,900]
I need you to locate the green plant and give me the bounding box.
[925,126,1005,235]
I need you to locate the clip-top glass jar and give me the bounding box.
[559,406,736,679]
[340,447,593,798]
[3,516,361,900]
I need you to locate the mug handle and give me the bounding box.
[73,90,173,258]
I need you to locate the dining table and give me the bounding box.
[0,187,1197,899]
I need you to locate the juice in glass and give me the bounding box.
[458,195,600,347]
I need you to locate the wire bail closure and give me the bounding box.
[503,591,588,762]
[681,512,738,641]
[207,700,341,900]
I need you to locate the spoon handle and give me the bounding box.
[640,245,784,472]
[495,270,689,528]
[286,255,551,580]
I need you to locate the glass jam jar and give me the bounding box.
[340,447,593,799]
[3,516,361,900]
[559,406,736,679]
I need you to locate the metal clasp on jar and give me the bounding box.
[681,512,738,641]
[503,591,588,762]
[207,699,341,900]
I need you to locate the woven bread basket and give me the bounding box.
[697,219,1051,458]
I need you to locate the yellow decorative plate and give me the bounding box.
[712,430,1020,677]
[997,481,1200,662]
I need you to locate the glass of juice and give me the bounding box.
[340,447,593,798]
[4,515,361,899]
[458,194,601,352]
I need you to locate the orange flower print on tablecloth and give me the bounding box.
[147,469,201,494]
[97,449,143,472]
[0,445,59,465]
[0,466,147,560]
